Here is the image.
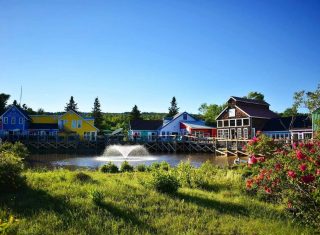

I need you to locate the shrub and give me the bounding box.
[176,161,194,188]
[148,162,160,171]
[73,172,92,183]
[160,161,170,171]
[0,215,18,234]
[0,152,25,193]
[100,162,119,173]
[120,161,134,172]
[245,138,320,228]
[0,142,29,159]
[136,164,147,172]
[91,190,105,206]
[151,171,180,194]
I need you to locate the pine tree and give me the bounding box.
[0,93,10,114]
[65,96,78,111]
[167,96,179,117]
[92,97,103,130]
[130,105,142,120]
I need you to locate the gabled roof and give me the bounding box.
[29,123,59,130]
[181,121,216,129]
[0,105,31,120]
[161,112,198,129]
[130,120,163,131]
[290,115,312,130]
[59,109,99,131]
[230,96,270,106]
[236,104,278,119]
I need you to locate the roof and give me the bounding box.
[262,117,291,132]
[236,104,278,119]
[1,105,31,120]
[230,96,270,106]
[291,115,312,130]
[181,121,216,129]
[29,123,59,130]
[262,115,312,132]
[161,112,198,129]
[59,109,99,131]
[130,120,163,131]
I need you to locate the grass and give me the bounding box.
[0,168,314,235]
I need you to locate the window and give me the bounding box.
[72,120,77,129]
[223,120,229,127]
[19,118,23,124]
[243,118,249,126]
[77,120,82,128]
[217,120,223,127]
[243,128,248,139]
[304,133,312,140]
[223,129,229,139]
[161,131,165,136]
[228,109,235,117]
[11,117,15,124]
[230,120,235,127]
[237,128,242,139]
[217,129,223,138]
[236,119,242,126]
[3,117,8,124]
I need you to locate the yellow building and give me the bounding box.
[58,110,98,140]
[29,111,98,141]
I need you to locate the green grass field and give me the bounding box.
[0,169,314,235]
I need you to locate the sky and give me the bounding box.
[0,0,319,113]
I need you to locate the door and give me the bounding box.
[230,129,236,139]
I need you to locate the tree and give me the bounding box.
[13,100,18,106]
[37,108,45,115]
[198,103,226,126]
[167,96,179,118]
[65,96,78,111]
[0,93,10,114]
[292,84,320,114]
[281,108,296,117]
[92,97,103,130]
[246,91,265,101]
[130,105,142,120]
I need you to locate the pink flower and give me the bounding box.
[299,164,307,172]
[258,157,265,163]
[264,187,272,194]
[292,143,297,149]
[275,163,282,171]
[316,169,320,176]
[296,150,306,160]
[301,174,315,184]
[287,170,297,179]
[248,156,258,165]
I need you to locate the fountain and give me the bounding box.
[103,145,149,157]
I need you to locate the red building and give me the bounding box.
[180,121,216,138]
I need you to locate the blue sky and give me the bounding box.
[0,0,319,113]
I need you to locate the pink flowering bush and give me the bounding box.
[244,135,320,228]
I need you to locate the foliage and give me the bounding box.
[73,172,92,182]
[175,161,195,187]
[198,103,226,125]
[0,215,18,235]
[65,96,79,111]
[135,164,147,172]
[150,170,180,194]
[0,142,29,160]
[0,93,10,115]
[92,97,103,130]
[167,96,179,118]
[245,135,281,159]
[91,190,105,206]
[245,138,320,229]
[0,152,25,193]
[100,162,119,173]
[246,91,265,101]
[120,161,134,172]
[293,83,320,113]
[129,105,142,120]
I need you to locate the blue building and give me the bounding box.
[0,105,31,136]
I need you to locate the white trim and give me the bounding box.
[59,110,99,131]
[0,106,30,120]
[234,105,250,117]
[3,117,8,124]
[215,106,229,120]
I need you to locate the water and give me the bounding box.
[26,144,247,169]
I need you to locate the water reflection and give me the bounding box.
[27,153,247,169]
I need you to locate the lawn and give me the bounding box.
[0,169,314,235]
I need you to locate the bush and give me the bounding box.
[120,161,134,172]
[176,161,194,188]
[0,142,29,159]
[0,215,18,234]
[151,171,180,194]
[0,152,25,192]
[148,162,160,171]
[100,162,119,173]
[160,161,170,171]
[245,138,320,228]
[73,172,92,182]
[136,164,147,172]
[91,190,105,206]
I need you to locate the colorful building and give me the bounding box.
[312,108,320,133]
